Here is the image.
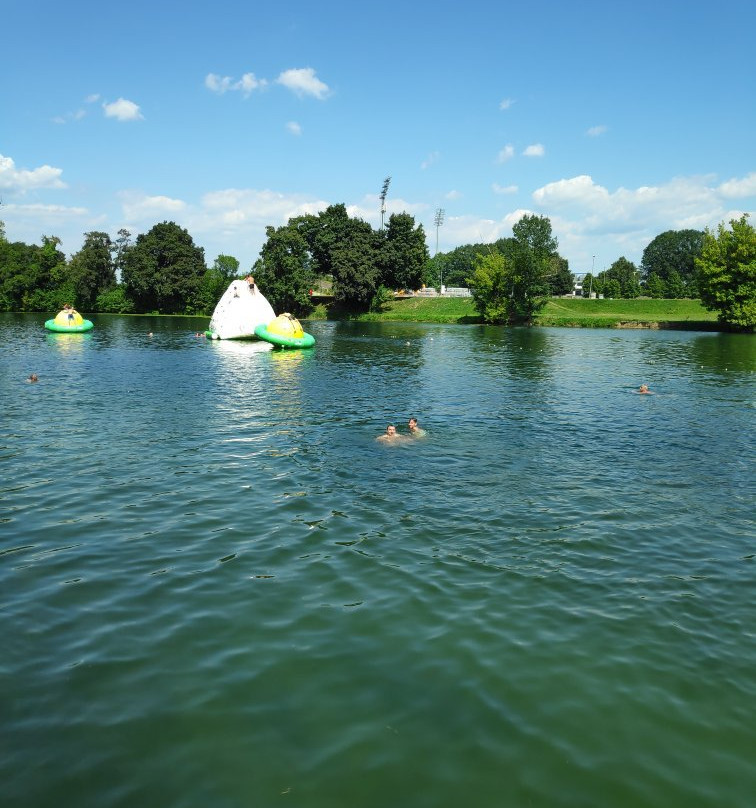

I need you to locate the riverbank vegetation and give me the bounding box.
[314,296,718,329]
[0,208,752,331]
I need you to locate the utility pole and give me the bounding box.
[379,177,391,230]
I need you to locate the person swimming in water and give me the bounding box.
[407,417,426,437]
[638,384,653,394]
[376,424,405,444]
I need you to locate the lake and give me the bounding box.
[1,313,754,808]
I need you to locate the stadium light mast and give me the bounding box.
[379,176,391,230]
[434,208,445,255]
[434,208,446,291]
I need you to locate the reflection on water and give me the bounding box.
[0,314,754,808]
[45,331,93,353]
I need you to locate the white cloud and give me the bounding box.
[530,172,756,269]
[120,192,186,221]
[499,98,514,110]
[445,190,462,200]
[719,172,756,198]
[0,202,102,254]
[586,125,608,137]
[492,183,518,195]
[0,154,66,192]
[286,121,302,136]
[85,94,101,104]
[421,151,440,170]
[205,72,267,96]
[438,211,533,248]
[275,67,330,99]
[523,143,545,157]
[496,144,514,163]
[103,98,143,121]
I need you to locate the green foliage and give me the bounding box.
[330,222,380,310]
[65,231,117,310]
[188,254,241,315]
[644,273,666,298]
[508,214,553,321]
[696,214,756,331]
[605,256,640,298]
[253,223,315,316]
[547,255,574,296]
[379,212,429,291]
[467,215,555,324]
[213,254,240,280]
[95,285,135,313]
[467,251,512,323]
[641,229,703,296]
[0,236,64,311]
[369,284,394,313]
[121,221,206,313]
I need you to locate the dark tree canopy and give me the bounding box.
[641,229,704,296]
[66,231,117,310]
[379,212,429,291]
[253,222,316,316]
[604,256,640,298]
[122,221,206,313]
[546,255,574,296]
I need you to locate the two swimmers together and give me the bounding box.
[376,418,426,443]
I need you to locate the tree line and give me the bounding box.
[0,205,429,318]
[0,208,753,330]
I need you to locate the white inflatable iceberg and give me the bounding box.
[205,279,276,340]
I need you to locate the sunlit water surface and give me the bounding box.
[1,313,754,808]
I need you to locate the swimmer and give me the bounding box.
[407,417,426,437]
[638,384,653,395]
[376,424,405,444]
[27,373,39,383]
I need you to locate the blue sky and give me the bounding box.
[2,0,754,275]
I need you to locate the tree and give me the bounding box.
[113,228,132,282]
[641,229,704,295]
[121,221,206,313]
[696,214,756,331]
[505,214,555,322]
[307,204,381,309]
[432,243,498,288]
[22,236,67,310]
[330,219,380,309]
[546,255,574,296]
[253,223,315,316]
[66,231,116,310]
[606,256,640,298]
[644,273,666,298]
[191,254,241,314]
[378,212,429,291]
[467,250,512,323]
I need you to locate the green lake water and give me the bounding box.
[1,313,754,807]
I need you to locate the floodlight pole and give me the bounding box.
[379,176,391,230]
[434,208,445,290]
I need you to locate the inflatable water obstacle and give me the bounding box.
[254,313,315,349]
[44,308,93,333]
[205,279,275,340]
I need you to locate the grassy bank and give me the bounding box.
[309,296,720,329]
